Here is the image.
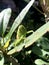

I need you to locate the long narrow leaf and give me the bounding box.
[7,43,25,55]
[3,8,11,35]
[4,0,35,43]
[25,21,49,48]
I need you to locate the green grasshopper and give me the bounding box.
[14,25,27,46]
[8,25,33,49]
[13,25,33,47]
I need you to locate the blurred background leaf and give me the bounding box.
[35,59,49,65]
[0,51,4,65]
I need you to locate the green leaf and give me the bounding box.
[32,46,42,57]
[0,8,11,36]
[32,46,49,61]
[7,43,25,55]
[25,21,49,48]
[3,8,11,35]
[35,59,49,65]
[0,51,4,65]
[37,37,49,49]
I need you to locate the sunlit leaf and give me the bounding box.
[0,51,4,65]
[3,39,10,49]
[0,8,11,36]
[7,43,25,55]
[35,59,49,65]
[3,8,11,35]
[25,21,49,48]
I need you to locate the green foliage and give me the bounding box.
[0,0,49,65]
[0,0,35,65]
[37,37,49,50]
[0,8,11,36]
